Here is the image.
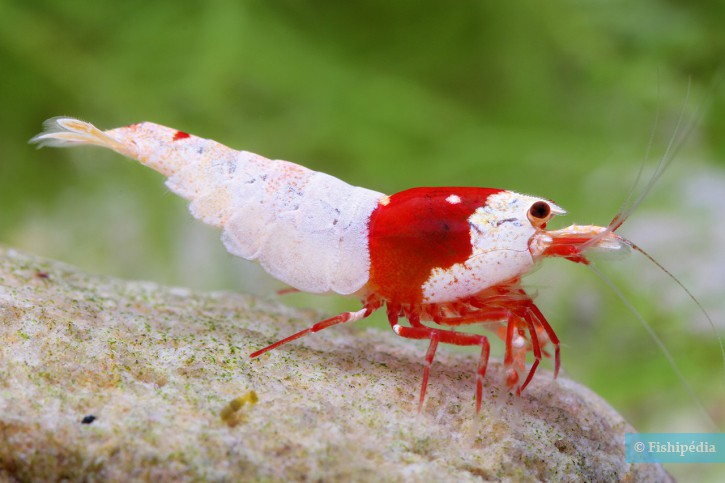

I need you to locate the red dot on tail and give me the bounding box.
[173,131,190,141]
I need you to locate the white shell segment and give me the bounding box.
[106,123,384,295]
[421,191,561,303]
[220,162,383,294]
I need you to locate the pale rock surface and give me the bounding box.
[0,246,670,481]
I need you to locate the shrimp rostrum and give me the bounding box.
[32,117,633,413]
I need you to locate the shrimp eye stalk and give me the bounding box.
[527,201,551,228]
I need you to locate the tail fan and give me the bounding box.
[29,117,125,152]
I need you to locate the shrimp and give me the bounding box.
[31,117,640,413]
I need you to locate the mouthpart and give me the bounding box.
[531,225,631,263]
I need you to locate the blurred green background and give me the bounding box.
[1,0,724,475]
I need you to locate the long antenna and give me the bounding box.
[587,262,720,431]
[622,237,725,383]
[609,70,662,232]
[609,78,695,232]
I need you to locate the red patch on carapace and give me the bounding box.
[367,187,502,305]
[173,131,191,141]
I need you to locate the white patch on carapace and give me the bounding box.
[445,194,461,205]
[421,191,565,303]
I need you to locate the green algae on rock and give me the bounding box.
[0,246,670,481]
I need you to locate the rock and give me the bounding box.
[0,246,670,481]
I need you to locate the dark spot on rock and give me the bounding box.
[81,415,96,425]
[554,438,573,454]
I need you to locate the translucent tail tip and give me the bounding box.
[29,117,119,149]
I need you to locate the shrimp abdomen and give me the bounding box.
[31,118,385,295]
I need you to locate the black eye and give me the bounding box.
[529,201,551,220]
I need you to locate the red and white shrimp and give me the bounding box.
[31,117,639,413]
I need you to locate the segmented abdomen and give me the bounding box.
[109,123,385,294]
